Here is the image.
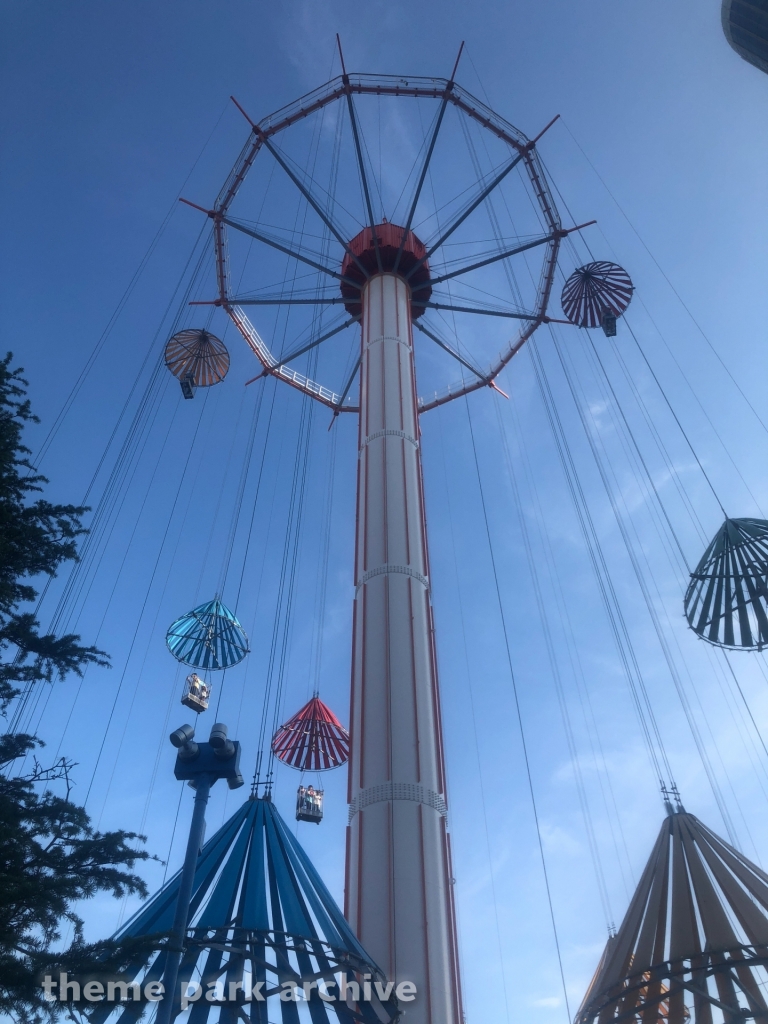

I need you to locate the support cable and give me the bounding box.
[82,389,213,806]
[464,394,573,1022]
[557,328,764,856]
[558,117,768,439]
[492,396,616,930]
[529,341,673,790]
[434,406,513,1024]
[502,389,635,901]
[543,162,768,810]
[549,329,742,845]
[30,99,231,469]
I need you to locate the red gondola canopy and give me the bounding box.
[271,697,350,772]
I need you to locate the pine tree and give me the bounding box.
[0,355,155,1021]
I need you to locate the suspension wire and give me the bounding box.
[625,305,764,517]
[529,341,672,789]
[543,152,763,521]
[44,226,211,638]
[589,346,768,823]
[578,343,691,593]
[543,158,768,828]
[37,372,202,770]
[563,331,766,849]
[429,107,626,933]
[581,325,768,801]
[559,331,767,856]
[549,328,744,844]
[252,358,316,796]
[136,663,187,834]
[224,123,329,761]
[162,783,186,887]
[388,103,442,226]
[82,389,214,807]
[251,89,339,794]
[188,381,251,606]
[491,396,615,930]
[263,253,332,780]
[434,406,513,1024]
[463,393,572,1022]
[607,339,708,544]
[30,99,231,471]
[502,390,635,903]
[216,385,267,596]
[457,102,631,905]
[92,388,232,827]
[308,425,338,699]
[21,377,192,775]
[723,650,768,763]
[6,226,215,748]
[557,117,768,439]
[7,370,176,742]
[456,88,684,827]
[456,106,526,310]
[624,322,726,516]
[273,85,346,762]
[586,337,691,570]
[544,171,768,834]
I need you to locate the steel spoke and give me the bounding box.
[333,354,362,411]
[342,78,382,272]
[260,136,370,280]
[278,316,360,366]
[424,232,556,286]
[413,320,488,382]
[392,80,455,274]
[412,300,538,320]
[405,151,525,279]
[228,297,348,306]
[222,216,361,289]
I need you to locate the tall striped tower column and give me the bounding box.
[343,228,463,1024]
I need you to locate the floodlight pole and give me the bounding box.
[346,269,463,1024]
[157,776,212,1024]
[157,723,243,1024]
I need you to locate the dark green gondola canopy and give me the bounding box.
[684,517,768,650]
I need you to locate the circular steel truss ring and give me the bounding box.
[206,73,563,413]
[576,947,768,1024]
[181,927,399,1021]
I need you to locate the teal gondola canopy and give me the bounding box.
[166,598,249,671]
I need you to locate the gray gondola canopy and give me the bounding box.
[576,808,768,1024]
[684,517,768,650]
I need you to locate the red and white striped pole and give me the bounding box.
[345,241,463,1024]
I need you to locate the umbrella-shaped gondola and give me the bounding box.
[164,328,230,399]
[272,696,350,771]
[684,517,768,649]
[561,261,634,336]
[166,598,249,671]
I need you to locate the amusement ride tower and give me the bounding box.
[31,38,768,1024]
[172,45,597,1024]
[343,225,461,1020]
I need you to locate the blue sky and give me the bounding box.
[3,1,768,1021]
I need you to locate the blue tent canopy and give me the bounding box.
[88,797,399,1024]
[166,598,249,671]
